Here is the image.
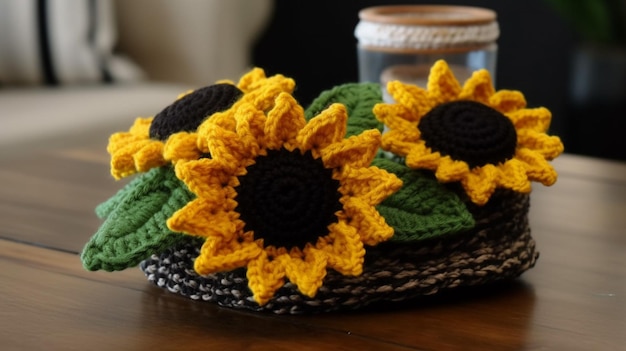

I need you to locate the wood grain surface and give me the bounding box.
[1,126,625,350]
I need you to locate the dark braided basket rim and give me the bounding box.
[140,191,538,314]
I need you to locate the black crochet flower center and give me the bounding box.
[418,101,518,168]
[235,148,342,249]
[149,84,243,141]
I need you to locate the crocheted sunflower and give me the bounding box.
[108,68,295,179]
[375,60,564,205]
[167,92,402,305]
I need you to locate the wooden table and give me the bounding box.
[1,125,625,350]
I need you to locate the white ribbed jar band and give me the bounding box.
[355,5,499,52]
[355,20,499,51]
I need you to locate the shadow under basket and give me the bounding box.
[140,190,538,314]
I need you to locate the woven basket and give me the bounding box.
[140,190,537,314]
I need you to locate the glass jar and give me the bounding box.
[355,5,499,101]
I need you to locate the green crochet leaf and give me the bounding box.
[95,179,135,219]
[305,82,383,137]
[373,157,475,242]
[81,166,195,271]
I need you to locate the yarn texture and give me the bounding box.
[167,92,402,305]
[303,82,474,242]
[149,83,243,141]
[374,60,564,205]
[80,62,564,314]
[354,21,500,51]
[305,82,384,137]
[373,157,474,242]
[107,68,294,180]
[81,166,194,271]
[142,189,534,314]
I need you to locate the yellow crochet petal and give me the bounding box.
[194,71,295,153]
[283,247,328,298]
[264,92,306,150]
[508,107,552,132]
[427,60,462,105]
[195,110,237,153]
[378,103,418,127]
[133,141,166,172]
[373,59,563,204]
[168,198,239,238]
[238,68,294,97]
[128,117,153,136]
[322,221,365,276]
[517,129,564,160]
[338,164,403,206]
[296,103,347,156]
[175,158,238,197]
[489,90,527,113]
[516,148,559,186]
[206,109,238,131]
[405,142,442,170]
[341,197,394,246]
[163,132,202,164]
[236,67,267,92]
[320,129,381,169]
[107,117,151,153]
[459,69,495,105]
[206,124,249,169]
[434,156,471,182]
[247,76,296,113]
[387,80,429,119]
[107,132,136,155]
[233,67,296,115]
[107,118,164,179]
[110,139,153,179]
[233,69,296,116]
[167,89,402,304]
[234,103,266,154]
[380,129,420,156]
[498,159,532,193]
[195,237,263,275]
[263,74,296,94]
[246,250,288,305]
[461,164,500,205]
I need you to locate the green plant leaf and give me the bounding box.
[305,82,383,137]
[373,157,475,242]
[544,0,617,44]
[81,166,196,271]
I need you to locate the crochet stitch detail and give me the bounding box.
[302,82,474,242]
[149,84,243,141]
[107,68,295,180]
[374,60,564,205]
[108,117,166,179]
[79,63,563,313]
[374,157,474,241]
[235,148,342,249]
[305,82,384,137]
[81,166,195,271]
[167,92,402,305]
[419,100,518,168]
[354,20,500,51]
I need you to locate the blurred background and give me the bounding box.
[1,0,624,161]
[253,0,626,161]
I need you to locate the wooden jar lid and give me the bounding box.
[358,5,496,26]
[355,5,499,53]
